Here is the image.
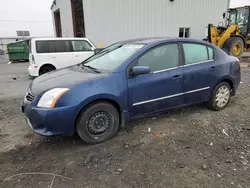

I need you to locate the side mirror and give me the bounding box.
[130,66,150,76]
[223,12,226,19]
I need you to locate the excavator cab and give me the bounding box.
[207,6,250,57]
[228,6,250,37]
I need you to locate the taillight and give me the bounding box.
[32,55,35,64]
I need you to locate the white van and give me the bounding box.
[28,38,96,76]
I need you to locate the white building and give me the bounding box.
[51,0,230,47]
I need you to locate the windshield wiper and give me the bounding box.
[82,64,101,73]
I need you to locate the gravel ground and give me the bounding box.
[0,54,250,188]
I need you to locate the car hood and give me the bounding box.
[30,65,106,95]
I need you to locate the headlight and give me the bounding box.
[37,88,70,108]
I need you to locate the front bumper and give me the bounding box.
[28,64,39,77]
[21,101,77,136]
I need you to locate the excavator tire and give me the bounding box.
[222,37,244,57]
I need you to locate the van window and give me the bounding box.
[54,41,72,52]
[72,40,92,52]
[36,41,49,53]
[36,40,73,53]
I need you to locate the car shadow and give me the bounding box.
[29,104,209,151]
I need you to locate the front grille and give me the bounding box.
[26,91,34,102]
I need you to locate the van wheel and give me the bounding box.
[39,65,56,75]
[207,82,231,111]
[76,102,120,144]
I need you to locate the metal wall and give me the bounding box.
[51,0,74,37]
[83,0,230,47]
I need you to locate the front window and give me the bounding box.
[137,44,179,72]
[72,40,93,51]
[83,43,144,72]
[229,10,237,25]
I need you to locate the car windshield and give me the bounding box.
[82,43,144,72]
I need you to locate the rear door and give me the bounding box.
[127,43,183,118]
[71,40,95,64]
[182,43,218,104]
[49,40,74,69]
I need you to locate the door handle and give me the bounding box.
[75,55,79,57]
[172,75,180,81]
[209,66,216,72]
[51,56,56,59]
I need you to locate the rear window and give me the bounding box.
[36,40,73,53]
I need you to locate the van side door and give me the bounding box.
[49,40,74,69]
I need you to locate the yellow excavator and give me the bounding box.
[207,6,250,57]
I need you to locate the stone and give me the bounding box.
[202,164,208,170]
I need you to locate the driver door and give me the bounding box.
[127,43,184,118]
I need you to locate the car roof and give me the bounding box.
[119,37,213,47]
[32,37,90,41]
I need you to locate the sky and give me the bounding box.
[0,0,53,37]
[230,0,250,7]
[0,0,249,37]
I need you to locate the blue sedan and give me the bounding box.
[21,38,241,144]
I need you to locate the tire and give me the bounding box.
[223,37,244,57]
[76,102,120,144]
[39,65,56,75]
[207,82,231,111]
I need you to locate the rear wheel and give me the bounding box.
[207,82,231,111]
[223,37,244,57]
[76,102,120,144]
[39,65,56,75]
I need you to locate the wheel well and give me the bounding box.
[220,79,233,89]
[75,99,122,130]
[230,35,246,48]
[39,64,56,74]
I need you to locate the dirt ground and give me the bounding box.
[0,55,250,188]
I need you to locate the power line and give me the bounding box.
[0,20,51,23]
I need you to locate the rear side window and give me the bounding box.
[71,40,93,52]
[36,40,73,53]
[36,41,49,53]
[183,43,213,65]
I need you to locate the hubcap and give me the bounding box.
[232,43,242,56]
[215,86,230,108]
[87,111,111,136]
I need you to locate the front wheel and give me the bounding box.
[223,37,244,57]
[207,82,231,111]
[76,102,120,144]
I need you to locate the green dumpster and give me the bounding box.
[7,40,29,61]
